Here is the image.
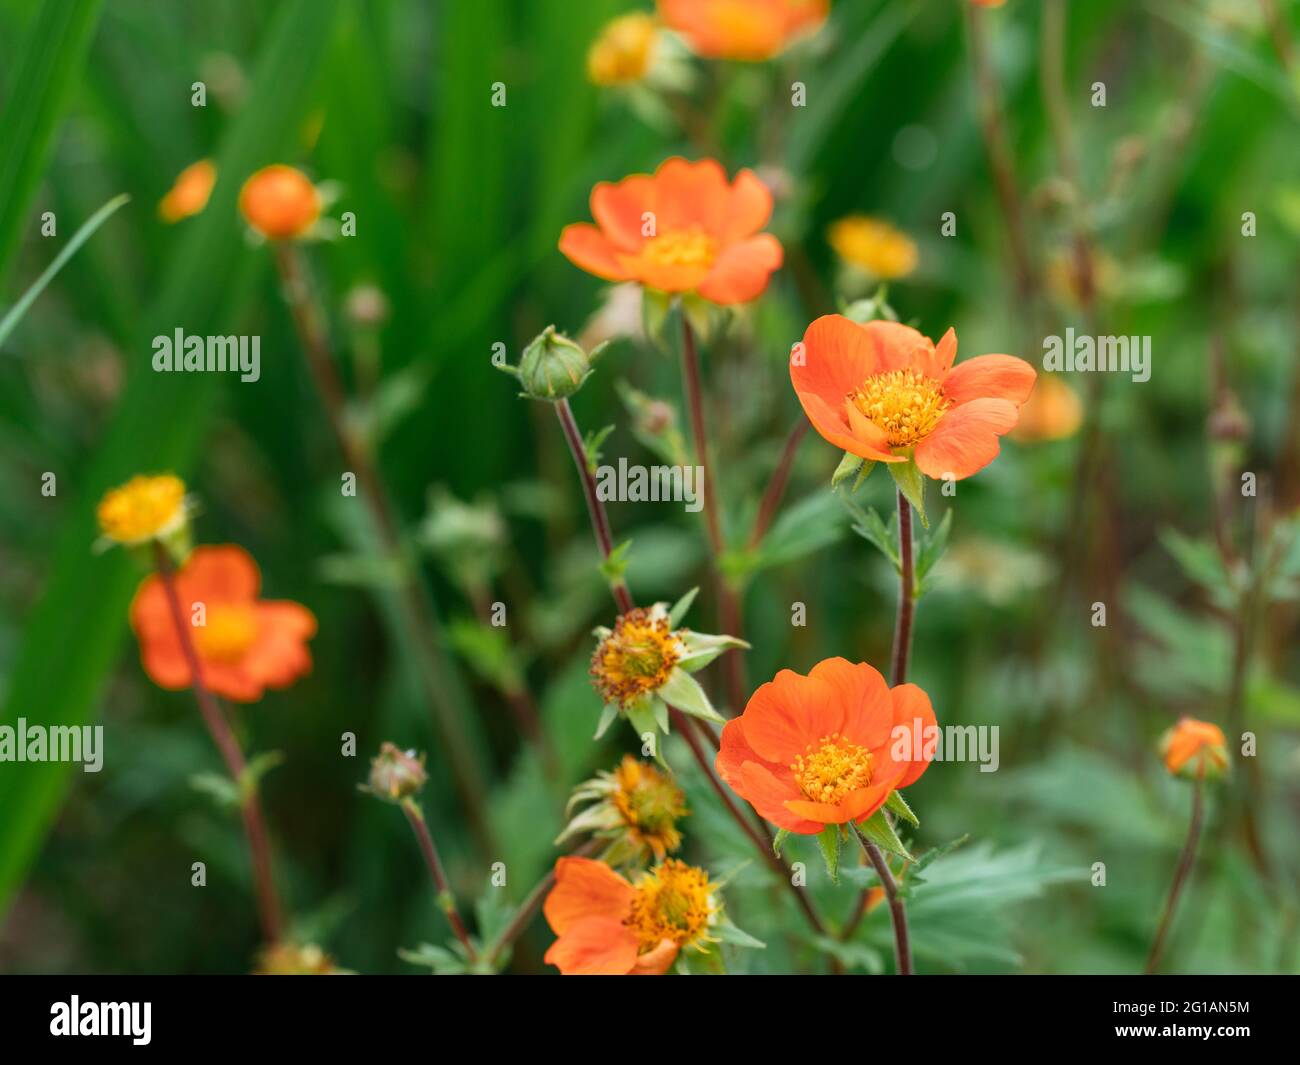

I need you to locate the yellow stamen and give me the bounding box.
[791,732,874,805]
[591,608,681,707]
[611,756,686,860]
[849,369,949,448]
[624,859,716,953]
[642,228,718,269]
[195,604,259,663]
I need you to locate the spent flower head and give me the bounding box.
[557,755,687,866]
[365,742,429,802]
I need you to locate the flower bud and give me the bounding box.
[1160,717,1229,781]
[366,742,428,801]
[238,164,321,241]
[503,326,605,401]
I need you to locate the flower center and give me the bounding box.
[791,733,874,805]
[613,757,686,857]
[642,228,718,269]
[591,608,681,707]
[849,369,950,448]
[195,604,259,663]
[96,475,186,543]
[624,860,716,953]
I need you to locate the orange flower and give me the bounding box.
[717,657,937,834]
[1160,717,1230,780]
[159,159,216,223]
[1010,373,1082,443]
[971,0,1006,7]
[238,164,320,240]
[658,0,828,61]
[543,857,718,975]
[559,157,783,305]
[130,545,317,702]
[792,316,1037,480]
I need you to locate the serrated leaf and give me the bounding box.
[888,457,928,528]
[842,494,900,570]
[885,790,919,828]
[600,539,632,582]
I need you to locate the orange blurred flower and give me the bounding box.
[543,856,718,975]
[559,156,783,305]
[159,159,216,223]
[1010,373,1083,443]
[792,316,1037,480]
[658,0,827,61]
[97,474,189,546]
[1160,717,1230,780]
[238,164,321,240]
[717,657,937,834]
[130,545,317,702]
[588,12,659,85]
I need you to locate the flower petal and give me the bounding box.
[559,223,632,282]
[543,916,639,975]
[741,670,837,764]
[807,657,894,749]
[630,939,679,975]
[650,157,730,233]
[542,857,634,936]
[181,544,261,604]
[794,390,897,463]
[591,175,657,251]
[792,314,880,406]
[890,683,938,788]
[861,320,936,375]
[942,353,1037,406]
[696,233,782,304]
[738,761,824,834]
[720,168,773,241]
[914,397,1020,480]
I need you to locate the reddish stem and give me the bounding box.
[402,799,478,962]
[1145,774,1205,974]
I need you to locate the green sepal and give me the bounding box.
[659,667,725,723]
[888,456,928,528]
[816,824,841,883]
[600,540,632,583]
[885,789,919,828]
[669,586,699,627]
[716,918,766,950]
[858,810,913,861]
[772,828,791,858]
[593,701,620,739]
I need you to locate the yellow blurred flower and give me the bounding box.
[588,13,658,86]
[1010,374,1083,443]
[96,474,188,546]
[158,159,215,223]
[827,215,918,280]
[254,942,350,975]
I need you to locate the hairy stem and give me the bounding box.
[1145,774,1205,974]
[153,543,283,944]
[891,489,916,686]
[851,822,913,975]
[401,799,477,962]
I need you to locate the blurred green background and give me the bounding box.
[0,0,1297,974]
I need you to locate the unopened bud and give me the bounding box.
[366,742,427,801]
[503,326,606,401]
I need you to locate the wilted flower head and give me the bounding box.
[238,164,321,240]
[159,159,216,223]
[588,12,659,85]
[543,856,722,975]
[792,317,1036,481]
[129,545,317,702]
[559,157,782,306]
[97,473,190,548]
[366,742,428,801]
[828,215,918,281]
[500,325,606,401]
[658,0,827,61]
[254,942,349,975]
[1160,717,1230,781]
[590,594,746,739]
[557,755,687,865]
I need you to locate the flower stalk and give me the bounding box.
[151,542,283,944]
[401,798,478,963]
[1145,773,1205,974]
[851,821,913,975]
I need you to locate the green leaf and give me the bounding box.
[842,495,900,570]
[915,509,953,595]
[584,424,615,470]
[857,810,913,861]
[600,539,632,583]
[238,751,285,801]
[816,825,841,883]
[0,0,103,289]
[885,790,920,828]
[888,457,928,528]
[831,451,864,490]
[189,772,240,810]
[0,193,129,349]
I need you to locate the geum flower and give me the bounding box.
[657,0,828,61]
[793,316,1036,481]
[238,164,322,241]
[587,12,658,85]
[590,593,746,739]
[97,473,190,548]
[1160,717,1230,781]
[556,755,687,866]
[543,857,721,975]
[559,156,783,305]
[717,657,936,834]
[130,544,316,702]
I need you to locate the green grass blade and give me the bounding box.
[0,0,102,289]
[0,192,129,349]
